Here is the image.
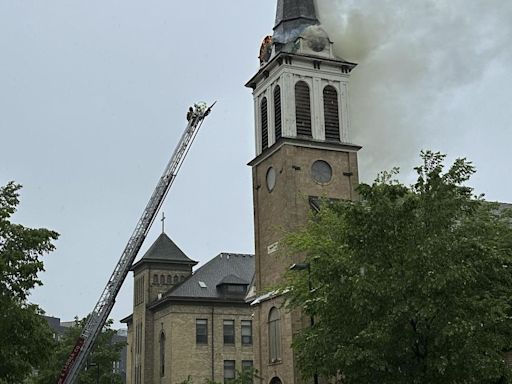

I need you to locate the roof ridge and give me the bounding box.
[219,252,254,257]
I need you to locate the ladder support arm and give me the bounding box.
[57,102,215,384]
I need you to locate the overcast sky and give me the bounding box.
[1,0,511,328]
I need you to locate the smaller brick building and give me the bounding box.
[122,233,255,384]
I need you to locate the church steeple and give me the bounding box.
[246,0,359,156]
[273,0,319,45]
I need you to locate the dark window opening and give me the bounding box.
[196,319,208,344]
[224,360,236,384]
[323,85,340,141]
[241,320,253,345]
[223,320,235,344]
[242,360,254,384]
[274,86,282,141]
[226,284,246,294]
[295,81,312,137]
[261,97,269,149]
[159,332,165,377]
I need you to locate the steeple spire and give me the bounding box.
[273,0,319,45]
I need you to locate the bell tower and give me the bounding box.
[247,1,360,383]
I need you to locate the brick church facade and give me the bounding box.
[123,1,360,383]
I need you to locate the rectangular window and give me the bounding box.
[196,319,208,344]
[242,360,254,383]
[223,320,235,344]
[224,360,235,384]
[241,320,253,345]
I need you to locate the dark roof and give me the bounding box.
[131,233,197,270]
[44,316,67,336]
[273,0,319,45]
[159,253,255,301]
[217,274,250,286]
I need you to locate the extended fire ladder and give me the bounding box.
[57,102,215,384]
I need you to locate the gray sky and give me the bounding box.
[1,0,511,328]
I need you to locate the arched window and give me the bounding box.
[174,275,179,284]
[180,275,185,282]
[295,81,312,137]
[323,85,340,141]
[268,307,281,362]
[160,275,165,285]
[167,275,172,285]
[159,332,166,377]
[274,86,282,141]
[153,274,159,285]
[261,97,269,150]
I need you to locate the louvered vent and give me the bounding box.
[295,81,312,137]
[323,85,340,141]
[274,86,282,141]
[261,97,269,150]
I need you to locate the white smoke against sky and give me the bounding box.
[315,0,512,182]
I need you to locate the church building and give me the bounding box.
[123,1,360,383]
[247,1,360,383]
[122,233,255,384]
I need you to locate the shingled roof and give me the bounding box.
[217,274,249,286]
[131,233,197,270]
[150,253,254,306]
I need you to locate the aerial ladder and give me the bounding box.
[57,101,215,384]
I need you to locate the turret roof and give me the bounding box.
[131,233,197,270]
[273,0,319,45]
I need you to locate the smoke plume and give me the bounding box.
[315,0,512,182]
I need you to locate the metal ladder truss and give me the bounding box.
[57,101,215,384]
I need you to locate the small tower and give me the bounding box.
[247,1,361,383]
[128,233,197,384]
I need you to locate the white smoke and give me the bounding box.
[315,0,512,182]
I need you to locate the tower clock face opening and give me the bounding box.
[311,160,333,184]
[266,167,277,192]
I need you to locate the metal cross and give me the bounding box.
[161,212,166,234]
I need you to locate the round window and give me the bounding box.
[311,160,332,184]
[266,167,276,192]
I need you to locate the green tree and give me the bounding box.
[284,151,512,384]
[0,182,59,383]
[31,317,125,384]
[178,367,259,384]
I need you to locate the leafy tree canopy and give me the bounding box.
[31,317,125,384]
[177,367,258,384]
[0,182,59,383]
[284,151,512,384]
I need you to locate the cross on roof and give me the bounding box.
[161,212,166,234]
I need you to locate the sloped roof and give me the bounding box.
[274,0,319,45]
[217,274,249,286]
[158,253,255,301]
[131,233,197,270]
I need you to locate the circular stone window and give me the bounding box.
[266,167,277,192]
[311,160,333,184]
